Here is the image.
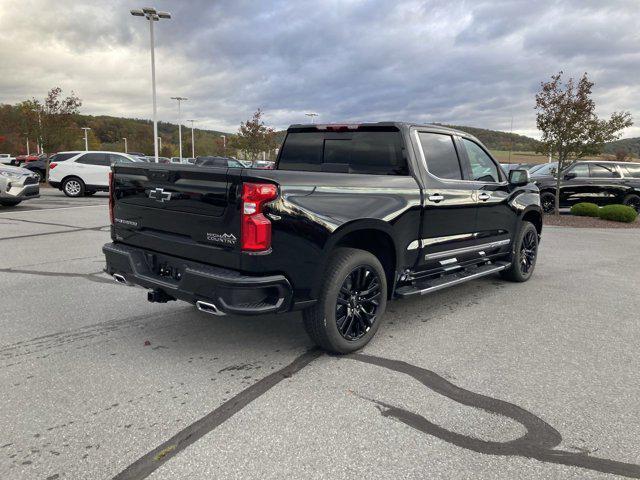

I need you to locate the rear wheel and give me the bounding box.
[623,194,640,213]
[31,170,43,182]
[303,248,387,354]
[500,221,538,282]
[540,191,555,214]
[62,177,85,197]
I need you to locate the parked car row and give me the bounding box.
[530,160,640,212]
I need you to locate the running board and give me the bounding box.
[395,261,510,298]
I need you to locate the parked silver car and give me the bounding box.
[0,164,40,207]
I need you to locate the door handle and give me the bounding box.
[478,192,491,201]
[428,194,444,203]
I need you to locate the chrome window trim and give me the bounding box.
[412,129,506,186]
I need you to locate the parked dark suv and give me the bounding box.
[534,161,640,213]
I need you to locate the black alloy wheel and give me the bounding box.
[540,192,555,214]
[335,266,382,341]
[520,229,538,275]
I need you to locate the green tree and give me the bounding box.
[535,72,632,214]
[229,109,277,159]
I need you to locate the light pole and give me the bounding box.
[123,137,128,153]
[305,112,318,123]
[220,135,226,155]
[187,119,196,158]
[130,7,171,163]
[81,127,91,151]
[24,133,30,156]
[157,136,162,155]
[171,96,188,161]
[32,108,43,154]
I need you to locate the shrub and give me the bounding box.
[570,202,600,217]
[598,204,638,223]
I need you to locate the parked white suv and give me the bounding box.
[48,151,141,197]
[0,154,16,165]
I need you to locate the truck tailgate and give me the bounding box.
[111,163,243,270]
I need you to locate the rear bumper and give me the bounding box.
[103,242,293,316]
[48,180,61,189]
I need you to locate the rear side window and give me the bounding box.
[278,128,407,175]
[77,153,109,166]
[589,164,619,178]
[418,132,462,180]
[50,152,77,162]
[619,163,640,178]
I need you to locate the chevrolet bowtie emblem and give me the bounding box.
[149,188,172,203]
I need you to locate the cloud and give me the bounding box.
[0,0,638,138]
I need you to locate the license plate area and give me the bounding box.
[144,252,184,282]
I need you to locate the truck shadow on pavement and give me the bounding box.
[349,353,640,479]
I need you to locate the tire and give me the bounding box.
[302,248,387,354]
[540,191,555,214]
[30,170,42,182]
[500,221,538,282]
[0,199,21,207]
[62,177,85,197]
[623,194,640,213]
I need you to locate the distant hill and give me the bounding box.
[438,124,542,152]
[603,137,640,157]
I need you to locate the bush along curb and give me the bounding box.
[570,202,599,217]
[598,204,638,223]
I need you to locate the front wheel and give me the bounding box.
[623,194,640,213]
[303,248,387,354]
[500,221,538,282]
[62,177,85,197]
[540,191,555,214]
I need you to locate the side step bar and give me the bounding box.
[396,261,510,298]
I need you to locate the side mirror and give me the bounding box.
[508,169,530,186]
[564,172,576,180]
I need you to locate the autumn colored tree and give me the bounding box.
[535,72,632,214]
[229,109,277,159]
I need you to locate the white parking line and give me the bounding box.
[0,204,106,215]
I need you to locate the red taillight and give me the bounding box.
[49,162,57,169]
[108,171,114,224]
[241,183,278,251]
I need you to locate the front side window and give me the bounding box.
[108,154,132,164]
[417,132,463,180]
[462,138,500,182]
[566,163,589,177]
[589,163,619,178]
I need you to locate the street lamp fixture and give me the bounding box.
[81,127,91,151]
[130,6,171,163]
[305,112,319,123]
[171,96,188,161]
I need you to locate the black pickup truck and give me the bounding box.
[103,123,542,353]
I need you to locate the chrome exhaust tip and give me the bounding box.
[195,300,226,316]
[113,273,129,285]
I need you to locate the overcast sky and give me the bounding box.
[1,0,638,138]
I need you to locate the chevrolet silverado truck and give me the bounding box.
[103,123,542,353]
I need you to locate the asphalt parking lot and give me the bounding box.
[1,189,639,480]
